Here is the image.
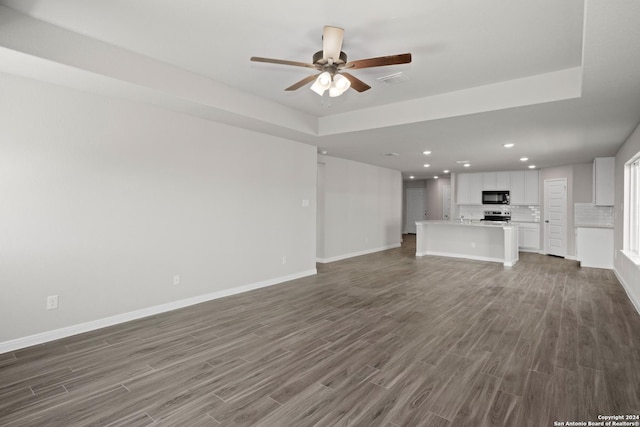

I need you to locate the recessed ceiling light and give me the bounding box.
[443,170,450,174]
[434,176,439,179]
[529,165,536,169]
[520,157,529,162]
[423,151,432,155]
[464,163,471,167]
[424,164,430,168]
[409,176,415,179]
[504,143,515,148]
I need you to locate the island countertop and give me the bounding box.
[415,220,519,267]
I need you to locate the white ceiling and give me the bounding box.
[0,0,639,179]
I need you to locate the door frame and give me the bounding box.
[543,178,568,257]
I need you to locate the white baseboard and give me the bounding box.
[613,268,640,316]
[0,269,317,354]
[519,248,541,253]
[316,243,401,264]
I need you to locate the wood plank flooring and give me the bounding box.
[1,234,639,426]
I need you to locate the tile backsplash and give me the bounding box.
[453,203,614,226]
[454,205,541,222]
[574,203,614,226]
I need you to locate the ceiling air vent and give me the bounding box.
[384,152,400,157]
[377,72,410,85]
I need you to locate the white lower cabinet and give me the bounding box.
[514,222,540,251]
[576,227,613,269]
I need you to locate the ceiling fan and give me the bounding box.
[250,26,412,97]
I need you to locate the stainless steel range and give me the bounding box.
[482,210,511,222]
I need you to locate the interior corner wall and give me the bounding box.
[573,162,594,203]
[614,122,640,313]
[426,177,451,220]
[317,155,402,262]
[0,73,317,346]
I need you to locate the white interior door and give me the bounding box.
[405,187,426,234]
[442,186,451,220]
[544,178,567,257]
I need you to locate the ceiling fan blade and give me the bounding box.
[345,53,412,70]
[285,74,319,91]
[340,72,371,93]
[250,56,317,69]
[322,26,344,61]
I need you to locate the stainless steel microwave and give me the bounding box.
[482,190,510,205]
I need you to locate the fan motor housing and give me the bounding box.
[313,50,348,68]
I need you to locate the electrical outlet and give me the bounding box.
[46,295,58,310]
[173,274,181,285]
[282,256,287,264]
[302,199,310,207]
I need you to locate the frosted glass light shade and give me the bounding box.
[310,72,332,96]
[329,74,351,97]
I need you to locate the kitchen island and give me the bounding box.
[415,220,519,267]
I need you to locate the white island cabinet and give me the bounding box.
[415,221,519,267]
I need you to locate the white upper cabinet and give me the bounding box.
[457,172,482,205]
[509,171,525,205]
[593,157,615,206]
[483,172,497,190]
[508,170,539,205]
[481,172,509,190]
[524,170,540,205]
[457,170,539,205]
[470,174,484,204]
[456,173,470,204]
[496,172,510,190]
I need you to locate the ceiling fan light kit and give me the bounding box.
[328,73,352,97]
[310,71,332,95]
[251,25,412,98]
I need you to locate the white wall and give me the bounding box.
[614,123,640,313]
[317,155,402,262]
[0,73,318,347]
[573,162,594,203]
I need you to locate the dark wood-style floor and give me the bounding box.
[1,235,639,426]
